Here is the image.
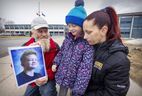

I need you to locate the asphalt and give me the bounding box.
[0,56,26,96]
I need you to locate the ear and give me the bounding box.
[101,25,108,36]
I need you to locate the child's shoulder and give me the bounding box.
[79,39,94,50]
[77,39,92,48]
[80,38,90,45]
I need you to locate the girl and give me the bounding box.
[52,0,94,96]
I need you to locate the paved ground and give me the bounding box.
[0,37,30,58]
[0,56,26,96]
[0,36,142,96]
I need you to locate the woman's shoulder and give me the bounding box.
[106,51,130,68]
[106,40,130,65]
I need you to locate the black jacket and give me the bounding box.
[85,40,130,96]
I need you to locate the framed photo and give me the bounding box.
[8,45,47,88]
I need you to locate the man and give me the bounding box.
[24,16,59,96]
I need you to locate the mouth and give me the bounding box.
[86,39,90,42]
[31,63,37,66]
[70,30,76,33]
[87,40,93,45]
[71,31,77,36]
[39,36,48,39]
[41,38,48,40]
[71,32,75,35]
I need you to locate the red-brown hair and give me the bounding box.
[85,6,122,42]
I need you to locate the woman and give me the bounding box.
[83,6,130,96]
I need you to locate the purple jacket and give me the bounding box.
[54,33,94,96]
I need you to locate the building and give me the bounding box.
[3,24,67,36]
[4,24,31,36]
[119,12,142,38]
[48,24,68,36]
[1,12,142,38]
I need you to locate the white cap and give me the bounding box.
[31,17,49,30]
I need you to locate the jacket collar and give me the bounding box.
[93,39,129,55]
[66,32,83,42]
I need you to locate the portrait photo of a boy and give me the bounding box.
[9,45,47,88]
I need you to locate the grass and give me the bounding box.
[127,45,142,87]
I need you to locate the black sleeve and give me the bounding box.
[95,53,130,96]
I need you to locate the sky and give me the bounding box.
[0,0,142,24]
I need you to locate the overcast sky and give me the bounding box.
[0,0,142,24]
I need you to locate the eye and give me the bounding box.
[38,30,42,34]
[27,59,32,61]
[85,30,92,34]
[43,29,48,33]
[67,24,71,28]
[72,24,76,27]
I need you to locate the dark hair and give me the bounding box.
[85,6,122,42]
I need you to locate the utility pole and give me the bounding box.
[37,1,41,16]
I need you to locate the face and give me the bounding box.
[67,23,82,37]
[34,27,50,52]
[23,54,39,70]
[35,27,49,40]
[83,19,107,45]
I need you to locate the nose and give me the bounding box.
[32,59,38,64]
[32,59,36,62]
[42,32,47,36]
[84,33,88,39]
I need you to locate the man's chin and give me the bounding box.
[35,38,50,52]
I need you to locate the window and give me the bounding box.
[132,29,142,38]
[120,29,130,38]
[133,16,142,28]
[120,16,132,28]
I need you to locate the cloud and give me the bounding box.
[0,0,141,24]
[100,0,142,13]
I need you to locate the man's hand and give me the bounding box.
[52,64,57,72]
[35,76,48,86]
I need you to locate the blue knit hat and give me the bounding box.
[66,0,87,27]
